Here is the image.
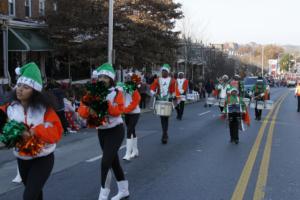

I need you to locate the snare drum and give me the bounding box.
[243,98,250,106]
[154,101,173,116]
[180,95,186,101]
[228,104,241,113]
[265,100,273,110]
[219,98,225,107]
[257,101,265,110]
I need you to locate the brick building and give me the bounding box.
[0,0,50,85]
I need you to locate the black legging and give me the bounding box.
[17,153,54,200]
[56,110,69,132]
[255,98,263,119]
[160,116,169,134]
[140,94,147,109]
[176,101,185,119]
[125,114,140,139]
[98,124,125,188]
[229,113,240,141]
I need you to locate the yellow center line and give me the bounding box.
[231,94,286,200]
[253,93,288,200]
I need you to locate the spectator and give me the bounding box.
[45,79,69,134]
[204,79,215,107]
[138,82,148,109]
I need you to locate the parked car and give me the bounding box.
[287,80,296,87]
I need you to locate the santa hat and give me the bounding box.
[15,62,43,92]
[92,63,116,80]
[230,87,239,94]
[178,72,184,75]
[161,64,171,73]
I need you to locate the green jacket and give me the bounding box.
[223,95,246,113]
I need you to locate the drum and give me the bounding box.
[219,98,225,107]
[250,101,256,109]
[154,101,173,116]
[265,100,274,110]
[257,101,265,110]
[180,95,186,101]
[206,97,216,105]
[228,104,241,113]
[243,98,250,106]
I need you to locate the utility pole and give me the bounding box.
[261,46,264,77]
[108,0,114,64]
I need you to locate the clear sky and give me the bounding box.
[175,0,300,45]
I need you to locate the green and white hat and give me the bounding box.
[15,62,43,92]
[161,64,171,73]
[230,87,239,94]
[92,63,116,80]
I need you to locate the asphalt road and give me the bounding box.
[0,87,298,200]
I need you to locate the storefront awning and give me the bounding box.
[8,28,52,52]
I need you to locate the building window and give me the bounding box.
[25,0,32,17]
[39,0,45,16]
[8,0,15,16]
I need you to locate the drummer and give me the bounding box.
[216,75,231,112]
[252,77,267,121]
[223,87,247,144]
[175,72,189,120]
[150,64,180,144]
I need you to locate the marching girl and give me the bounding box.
[150,64,180,144]
[216,75,230,112]
[175,72,188,120]
[78,63,129,200]
[123,73,141,161]
[0,62,63,200]
[223,87,250,144]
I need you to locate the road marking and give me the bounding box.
[86,144,126,163]
[253,94,287,200]
[198,111,211,116]
[231,94,285,200]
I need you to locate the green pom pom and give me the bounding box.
[0,120,26,148]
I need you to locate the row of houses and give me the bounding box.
[0,0,53,85]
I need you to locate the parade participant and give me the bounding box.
[223,87,248,144]
[150,64,180,144]
[175,72,188,120]
[123,73,141,161]
[295,81,300,112]
[0,62,63,200]
[216,75,230,112]
[78,63,129,200]
[230,74,240,91]
[252,77,267,121]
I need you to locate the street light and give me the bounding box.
[108,0,114,64]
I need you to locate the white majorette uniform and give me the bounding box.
[150,64,180,144]
[176,72,189,120]
[216,75,230,112]
[122,73,141,161]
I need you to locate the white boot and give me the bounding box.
[111,180,129,200]
[130,137,139,159]
[12,169,22,183]
[98,187,110,200]
[122,139,133,161]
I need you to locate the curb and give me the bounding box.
[0,142,5,150]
